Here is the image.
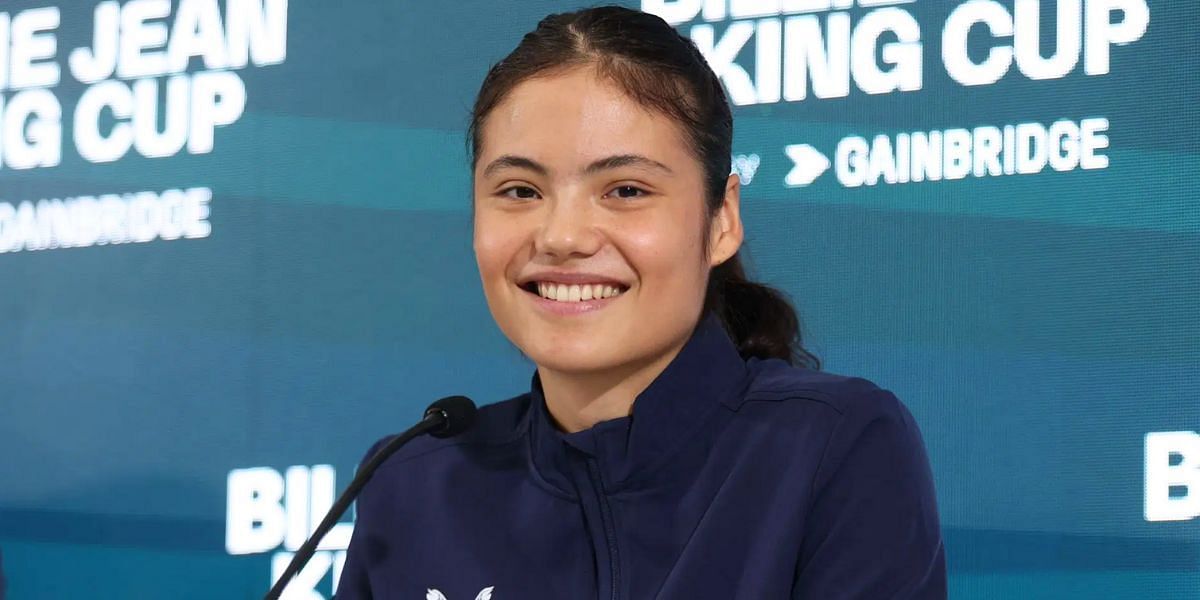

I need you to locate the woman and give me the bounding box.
[339,6,945,599]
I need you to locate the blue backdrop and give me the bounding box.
[0,0,1196,597]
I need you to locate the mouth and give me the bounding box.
[519,281,629,303]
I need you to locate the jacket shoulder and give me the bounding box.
[738,357,913,426]
[737,359,936,503]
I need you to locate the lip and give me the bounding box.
[518,282,626,316]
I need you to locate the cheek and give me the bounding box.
[473,224,506,282]
[473,212,527,286]
[620,219,707,288]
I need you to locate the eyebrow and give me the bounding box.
[481,154,674,178]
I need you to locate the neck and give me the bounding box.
[538,336,689,434]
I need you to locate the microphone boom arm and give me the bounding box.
[263,397,474,600]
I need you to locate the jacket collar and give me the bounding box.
[525,311,749,494]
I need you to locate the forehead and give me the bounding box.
[477,67,693,174]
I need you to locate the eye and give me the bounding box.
[605,185,648,200]
[499,185,540,200]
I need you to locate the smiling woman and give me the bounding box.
[338,6,946,599]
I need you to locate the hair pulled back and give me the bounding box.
[468,5,819,369]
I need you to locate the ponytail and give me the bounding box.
[706,253,820,370]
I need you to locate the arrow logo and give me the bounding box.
[784,144,830,187]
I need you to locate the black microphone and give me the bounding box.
[264,395,477,600]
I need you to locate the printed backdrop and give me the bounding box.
[0,0,1196,598]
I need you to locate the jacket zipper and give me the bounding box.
[586,458,620,600]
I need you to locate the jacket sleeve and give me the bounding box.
[335,436,393,600]
[791,386,947,599]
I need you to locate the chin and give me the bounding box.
[517,335,624,373]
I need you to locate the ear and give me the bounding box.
[708,173,744,266]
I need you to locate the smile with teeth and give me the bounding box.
[533,282,626,302]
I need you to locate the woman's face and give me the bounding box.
[472,67,741,376]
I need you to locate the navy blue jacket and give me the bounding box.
[338,313,946,599]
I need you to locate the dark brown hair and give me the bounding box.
[467,5,819,369]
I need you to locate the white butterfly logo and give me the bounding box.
[426,586,493,600]
[731,153,761,185]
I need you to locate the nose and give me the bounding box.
[535,194,602,259]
